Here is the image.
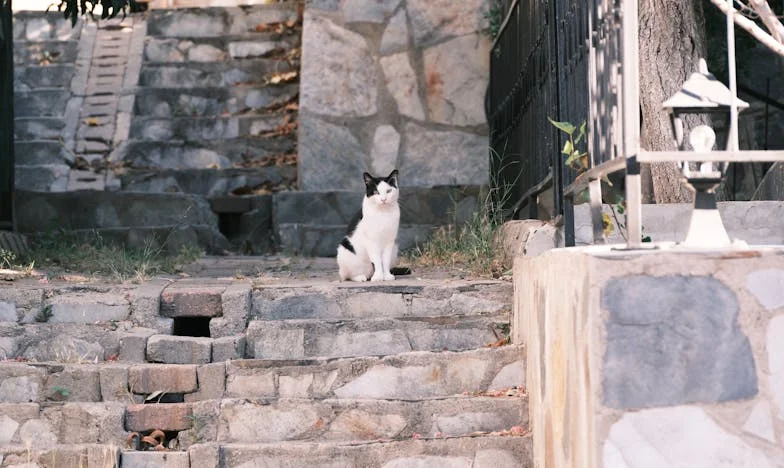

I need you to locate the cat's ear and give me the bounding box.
[386,169,398,187]
[363,172,374,185]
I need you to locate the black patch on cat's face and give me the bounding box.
[386,170,398,188]
[363,172,379,197]
[363,170,399,197]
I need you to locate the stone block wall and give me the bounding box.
[299,0,491,191]
[514,247,784,467]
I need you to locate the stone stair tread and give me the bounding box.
[133,85,299,117]
[251,278,510,320]
[115,138,296,170]
[138,59,298,88]
[186,435,532,467]
[128,114,295,142]
[119,165,297,196]
[225,346,524,400]
[5,396,526,446]
[142,34,299,61]
[180,396,526,444]
[246,313,509,359]
[141,57,294,70]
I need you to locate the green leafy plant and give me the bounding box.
[548,117,589,173]
[35,304,53,323]
[548,118,652,243]
[0,249,15,269]
[50,385,71,401]
[0,248,35,275]
[482,1,505,39]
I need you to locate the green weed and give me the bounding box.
[21,230,201,282]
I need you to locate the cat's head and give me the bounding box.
[363,170,399,206]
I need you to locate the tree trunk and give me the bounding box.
[638,0,709,203]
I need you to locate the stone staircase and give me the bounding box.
[112,4,300,197]
[0,259,530,467]
[12,2,479,256]
[13,11,83,191]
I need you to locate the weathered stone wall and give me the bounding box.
[514,247,784,467]
[298,0,491,191]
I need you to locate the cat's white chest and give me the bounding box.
[360,203,399,242]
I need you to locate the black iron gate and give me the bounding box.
[488,0,588,244]
[0,0,13,230]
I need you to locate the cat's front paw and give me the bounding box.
[383,273,395,281]
[370,273,384,282]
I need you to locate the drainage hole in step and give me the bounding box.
[218,212,243,241]
[143,392,184,404]
[173,316,211,337]
[127,429,181,451]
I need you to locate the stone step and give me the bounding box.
[0,347,523,403]
[14,164,70,192]
[15,190,220,233]
[14,64,76,90]
[0,444,121,468]
[223,346,523,400]
[0,435,532,468]
[0,396,526,450]
[252,280,511,321]
[188,435,532,468]
[133,84,298,117]
[14,140,72,166]
[14,39,80,67]
[11,12,83,42]
[113,138,296,170]
[195,396,526,445]
[0,322,126,366]
[14,118,67,141]
[246,314,509,359]
[138,59,297,88]
[145,4,298,39]
[13,89,70,118]
[120,167,296,196]
[144,33,299,64]
[128,114,296,142]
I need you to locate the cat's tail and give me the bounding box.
[390,267,412,276]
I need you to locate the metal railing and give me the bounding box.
[569,0,784,249]
[0,0,13,230]
[488,0,588,245]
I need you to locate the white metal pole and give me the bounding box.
[622,0,642,248]
[726,0,739,155]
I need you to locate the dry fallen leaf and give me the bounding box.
[268,70,299,85]
[84,117,99,127]
[485,336,510,348]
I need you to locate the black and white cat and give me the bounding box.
[337,170,410,282]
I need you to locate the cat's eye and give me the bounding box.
[386,189,392,194]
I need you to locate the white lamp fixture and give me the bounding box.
[662,58,749,248]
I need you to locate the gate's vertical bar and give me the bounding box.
[621,0,642,248]
[552,0,563,229]
[0,0,14,231]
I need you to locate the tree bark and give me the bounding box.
[638,0,709,203]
